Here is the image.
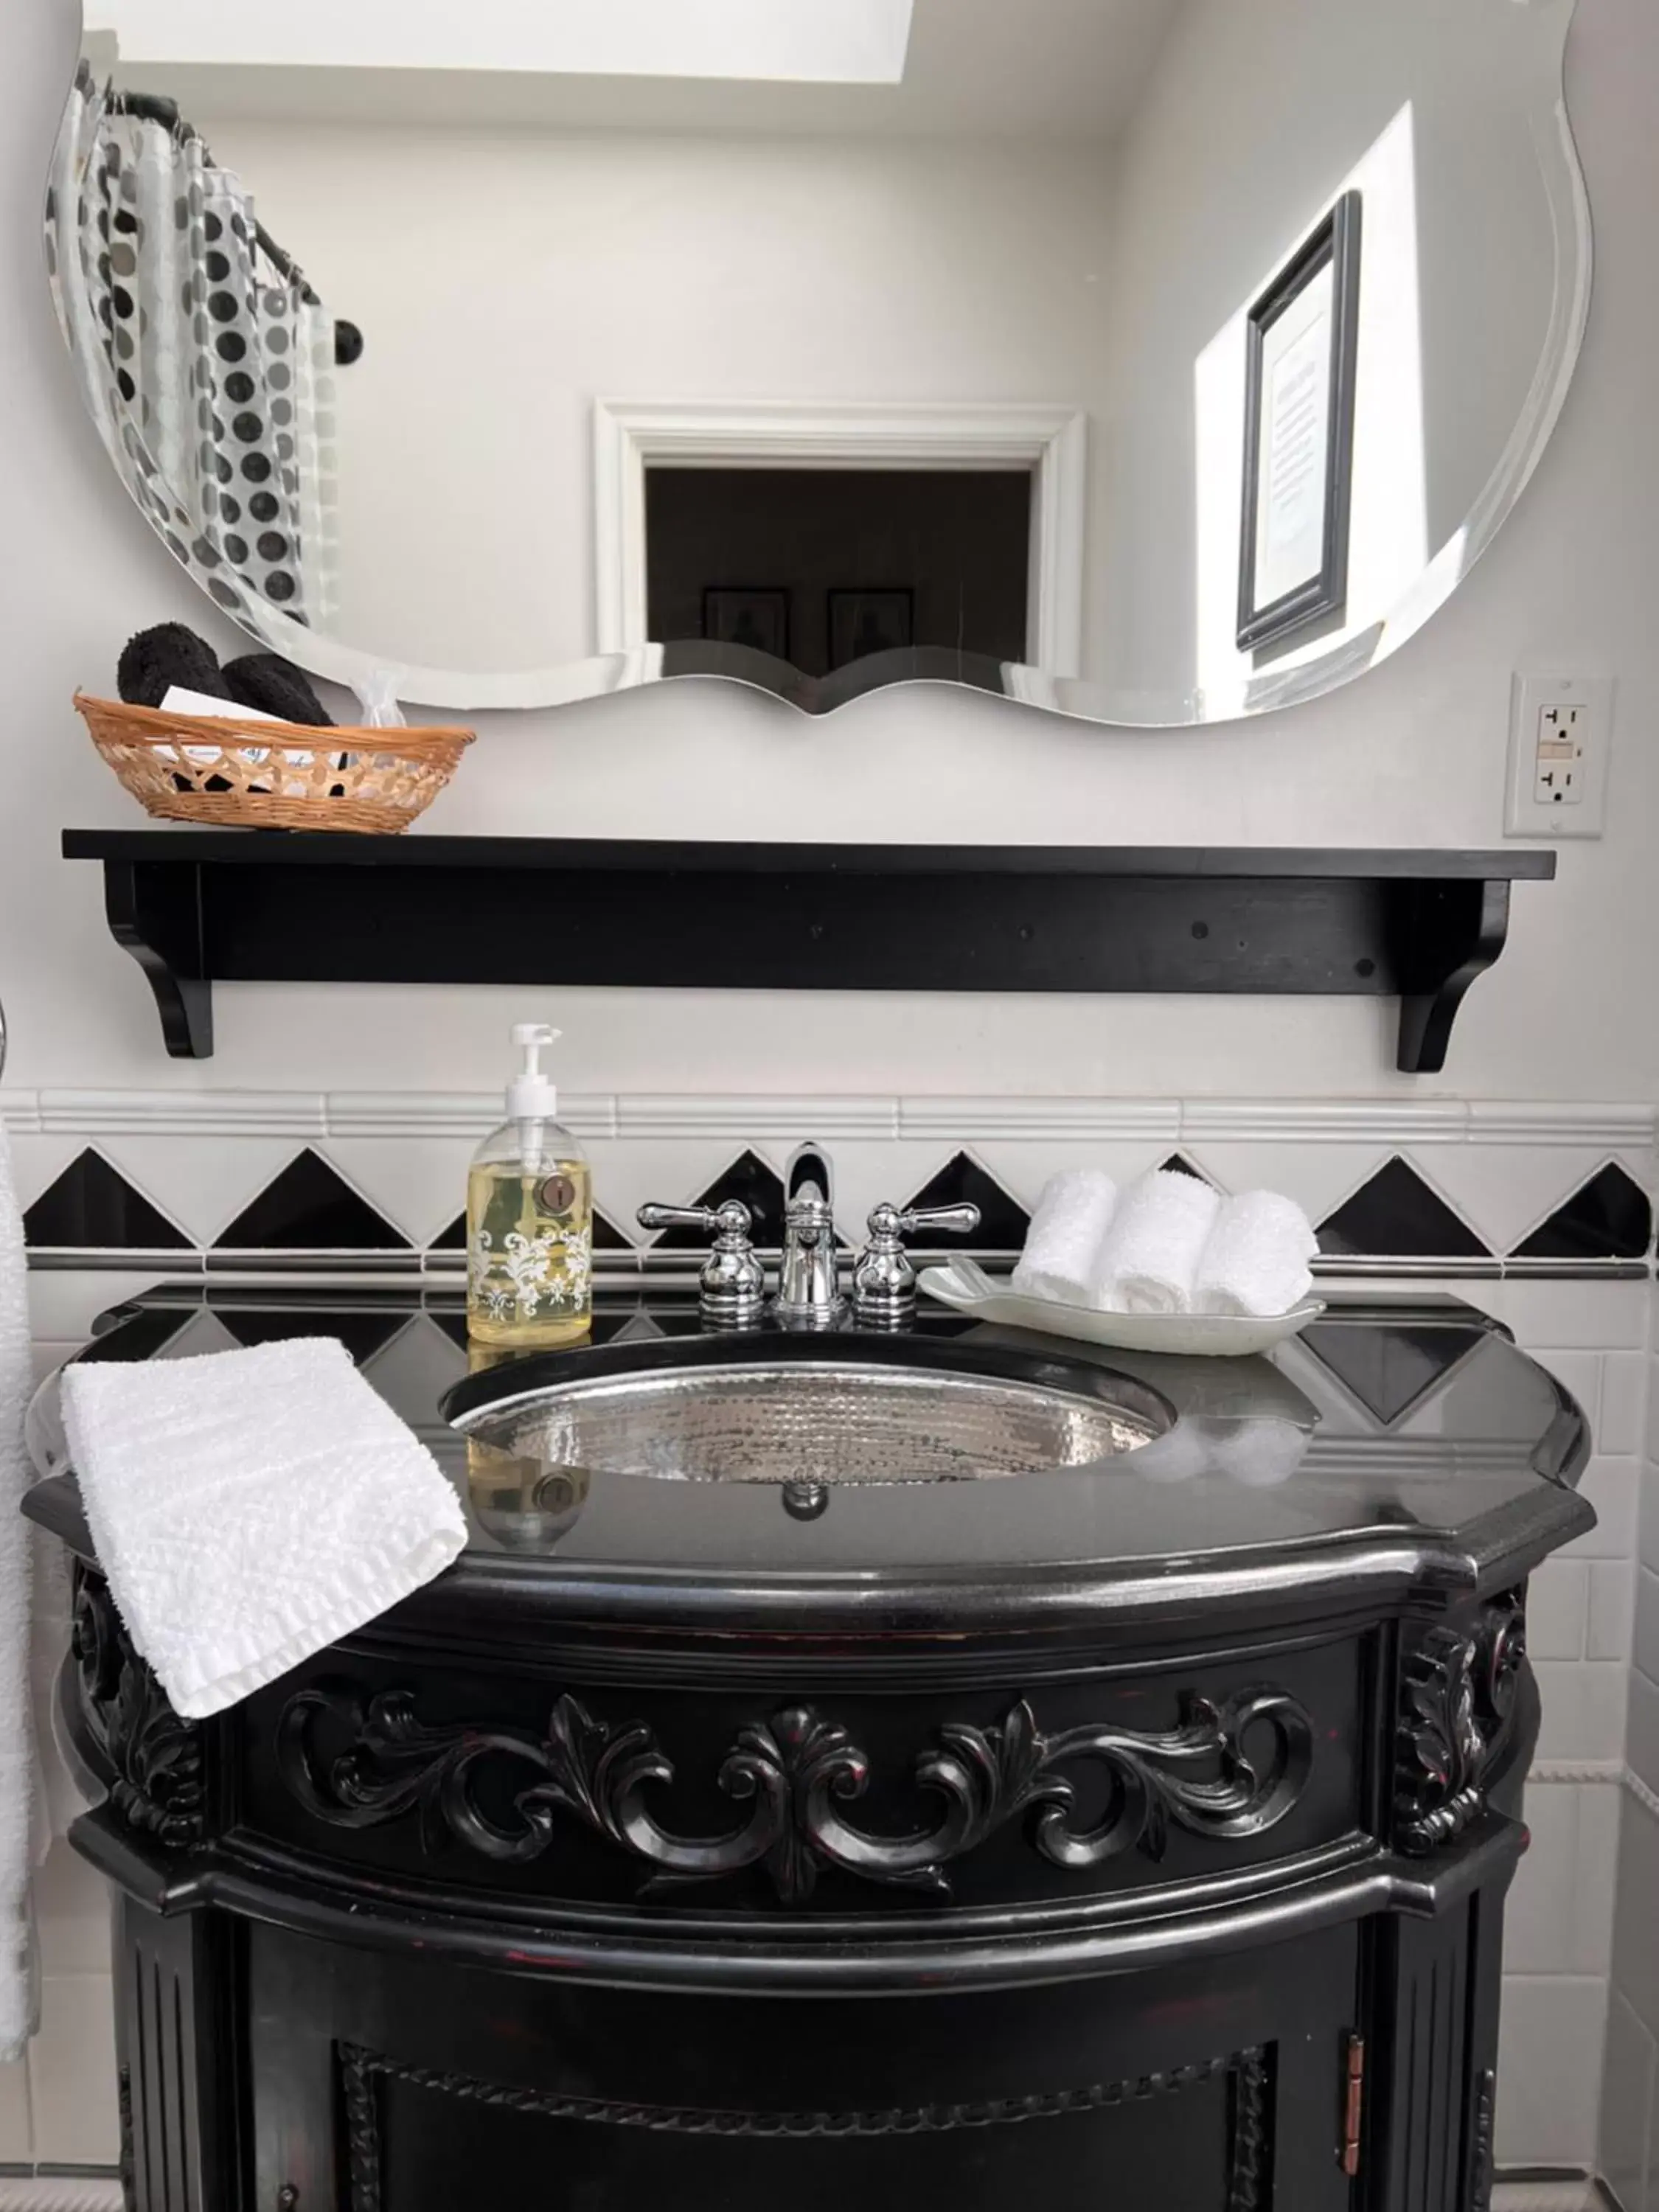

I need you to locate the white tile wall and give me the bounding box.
[1589,1561,1638,1664]
[1635,1568,1659,1689]
[32,1847,111,1981]
[1562,1456,1641,1562]
[1600,1989,1655,2211]
[1530,1559,1592,1660]
[0,2054,30,2164]
[1498,1977,1612,2168]
[1534,1660,1631,1764]
[1599,1325,1659,2194]
[25,1977,120,2168]
[1508,1783,1621,1978]
[1497,1304,1650,2174]
[1603,1354,1647,1458]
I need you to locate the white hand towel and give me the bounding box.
[1193,1191,1318,1318]
[1011,1170,1119,1306]
[1093,1169,1221,1315]
[60,1338,468,1722]
[0,1121,36,2060]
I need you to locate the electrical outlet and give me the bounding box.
[1505,672,1613,838]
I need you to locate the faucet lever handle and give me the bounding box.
[636,1200,765,1329]
[636,1200,752,1241]
[894,1203,981,1239]
[852,1200,981,1327]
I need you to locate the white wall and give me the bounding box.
[7,0,1654,1105]
[3,0,1659,2185]
[192,118,1119,677]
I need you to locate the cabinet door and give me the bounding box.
[249,1924,1362,2212]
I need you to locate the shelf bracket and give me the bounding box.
[1392,878,1512,1076]
[102,858,214,1059]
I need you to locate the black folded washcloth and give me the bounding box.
[116,622,233,710]
[223,653,335,728]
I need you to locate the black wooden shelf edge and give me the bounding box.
[63,832,1556,1073]
[62,830,1557,880]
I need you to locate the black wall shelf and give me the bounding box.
[63,831,1554,1072]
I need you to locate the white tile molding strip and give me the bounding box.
[1491,2185,1604,2212]
[0,2181,124,2211]
[0,1091,1653,1150]
[20,1248,1654,1281]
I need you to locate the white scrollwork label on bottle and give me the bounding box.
[469,1224,593,1322]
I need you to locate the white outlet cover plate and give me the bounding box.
[1505,670,1613,838]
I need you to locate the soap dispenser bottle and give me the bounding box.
[466,1024,593,1349]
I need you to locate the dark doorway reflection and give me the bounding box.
[645,467,1032,678]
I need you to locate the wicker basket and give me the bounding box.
[74,692,474,833]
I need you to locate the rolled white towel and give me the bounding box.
[1012,1170,1119,1307]
[1093,1169,1221,1315]
[1194,1191,1318,1318]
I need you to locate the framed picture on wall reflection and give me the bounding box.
[1237,189,1363,657]
[703,588,791,660]
[827,588,914,670]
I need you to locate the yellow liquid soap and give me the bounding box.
[465,1157,594,1349]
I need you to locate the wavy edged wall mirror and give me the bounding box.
[46,0,1588,726]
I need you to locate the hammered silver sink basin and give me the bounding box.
[449,1340,1170,1487]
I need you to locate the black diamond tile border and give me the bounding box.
[1317,1158,1488,1259]
[1300,1318,1488,1428]
[212,1306,414,1366]
[1162,1153,1223,1189]
[24,1147,190,1249]
[215,1149,408,1251]
[1512,1164,1653,1262]
[647,1150,787,1249]
[900,1152,1032,1250]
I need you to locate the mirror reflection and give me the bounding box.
[49,0,1583,724]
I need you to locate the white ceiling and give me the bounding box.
[96,0,1189,146]
[85,0,917,86]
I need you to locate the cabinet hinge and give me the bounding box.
[1340,2034,1366,2179]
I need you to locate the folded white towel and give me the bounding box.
[1093,1169,1221,1315]
[1193,1191,1318,1318]
[1012,1170,1119,1306]
[60,1338,468,1722]
[0,1121,36,2059]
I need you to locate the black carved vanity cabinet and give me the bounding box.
[26,1290,1590,2211]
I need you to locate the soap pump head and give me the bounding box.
[506,1023,561,1119]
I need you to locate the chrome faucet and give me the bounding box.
[639,1142,979,1331]
[773,1144,846,1330]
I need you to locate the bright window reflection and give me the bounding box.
[1194,102,1427,707]
[82,0,917,85]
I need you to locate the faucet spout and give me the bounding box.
[773,1141,847,1329]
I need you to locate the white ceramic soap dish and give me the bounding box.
[919,1258,1324,1358]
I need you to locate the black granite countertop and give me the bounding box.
[24,1282,1593,1643]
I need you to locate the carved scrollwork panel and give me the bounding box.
[71,1565,205,1847]
[1395,1588,1527,1857]
[279,1680,1314,1906]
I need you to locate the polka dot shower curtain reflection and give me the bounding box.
[44,61,337,632]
